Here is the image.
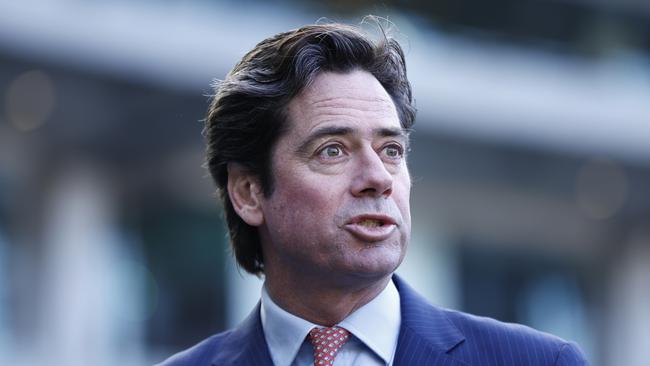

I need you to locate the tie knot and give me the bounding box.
[308,326,351,366]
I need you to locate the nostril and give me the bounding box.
[356,186,392,198]
[352,160,394,197]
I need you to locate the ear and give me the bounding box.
[227,163,265,227]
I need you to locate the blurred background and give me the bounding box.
[0,0,649,365]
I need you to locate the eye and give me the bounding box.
[382,144,404,159]
[318,144,345,159]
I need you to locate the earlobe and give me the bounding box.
[227,164,264,227]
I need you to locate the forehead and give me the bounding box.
[284,70,401,137]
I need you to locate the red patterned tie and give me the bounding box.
[308,326,351,366]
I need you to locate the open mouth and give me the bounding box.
[357,219,385,228]
[348,214,396,227]
[344,215,397,241]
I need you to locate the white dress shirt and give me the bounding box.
[260,279,401,366]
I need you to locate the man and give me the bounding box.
[159,22,588,366]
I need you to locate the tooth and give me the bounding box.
[359,219,380,228]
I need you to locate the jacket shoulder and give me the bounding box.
[442,308,588,365]
[155,330,233,366]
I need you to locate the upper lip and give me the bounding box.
[346,214,397,226]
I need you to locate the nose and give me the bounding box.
[351,148,393,198]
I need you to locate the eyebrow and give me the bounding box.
[296,125,410,154]
[380,127,412,151]
[377,127,410,139]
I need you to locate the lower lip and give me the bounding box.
[343,223,397,242]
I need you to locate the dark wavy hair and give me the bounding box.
[204,21,416,275]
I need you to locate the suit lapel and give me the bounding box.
[393,275,469,366]
[211,303,274,366]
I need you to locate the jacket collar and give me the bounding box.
[212,275,467,366]
[210,303,274,366]
[392,274,468,365]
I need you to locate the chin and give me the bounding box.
[343,253,403,279]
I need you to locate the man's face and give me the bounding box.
[258,69,411,282]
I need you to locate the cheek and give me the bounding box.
[394,177,411,214]
[281,172,338,203]
[268,180,337,225]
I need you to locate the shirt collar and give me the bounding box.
[260,279,401,366]
[339,279,401,364]
[260,286,314,366]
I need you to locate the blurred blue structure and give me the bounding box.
[0,231,10,356]
[0,0,649,365]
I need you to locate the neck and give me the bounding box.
[264,269,391,326]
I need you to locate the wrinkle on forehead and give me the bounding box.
[285,70,402,133]
[299,69,393,101]
[309,96,396,114]
[296,104,399,130]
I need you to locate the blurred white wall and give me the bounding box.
[33,162,147,366]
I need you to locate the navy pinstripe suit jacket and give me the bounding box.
[158,275,588,366]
